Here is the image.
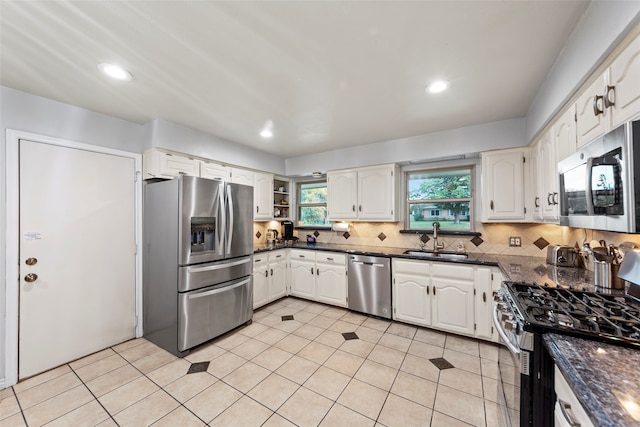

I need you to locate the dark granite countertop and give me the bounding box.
[254,242,604,292]
[544,333,640,427]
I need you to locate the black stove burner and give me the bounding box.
[505,281,640,348]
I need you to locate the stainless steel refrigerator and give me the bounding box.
[143,176,254,357]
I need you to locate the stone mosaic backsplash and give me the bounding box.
[255,221,640,258]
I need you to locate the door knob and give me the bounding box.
[26,257,38,266]
[24,273,38,283]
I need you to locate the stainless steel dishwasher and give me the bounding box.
[347,254,392,319]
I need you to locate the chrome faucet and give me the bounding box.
[432,222,444,253]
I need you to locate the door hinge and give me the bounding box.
[135,244,138,255]
[393,307,396,314]
[134,316,139,327]
[135,170,141,182]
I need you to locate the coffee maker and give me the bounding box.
[281,221,298,242]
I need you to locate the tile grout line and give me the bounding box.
[9,385,29,427]
[67,363,121,427]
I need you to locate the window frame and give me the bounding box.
[405,165,475,232]
[296,179,331,228]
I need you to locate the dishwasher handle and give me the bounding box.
[351,261,385,267]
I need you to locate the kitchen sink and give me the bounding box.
[403,250,468,260]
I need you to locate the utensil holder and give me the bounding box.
[594,260,625,289]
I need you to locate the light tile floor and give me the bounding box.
[1,297,501,427]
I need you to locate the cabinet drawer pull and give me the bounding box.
[593,94,604,116]
[558,399,581,427]
[276,255,282,258]
[604,85,615,108]
[326,257,334,261]
[255,259,262,263]
[298,255,305,258]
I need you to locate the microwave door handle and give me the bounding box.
[226,184,234,254]
[585,157,596,215]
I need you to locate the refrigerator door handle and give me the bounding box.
[226,184,234,254]
[217,186,225,252]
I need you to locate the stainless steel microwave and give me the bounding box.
[558,119,640,233]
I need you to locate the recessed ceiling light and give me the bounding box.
[98,63,132,81]
[427,80,450,94]
[260,120,274,138]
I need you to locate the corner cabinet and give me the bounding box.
[273,177,291,221]
[481,148,528,222]
[252,250,288,309]
[327,164,399,222]
[254,172,274,221]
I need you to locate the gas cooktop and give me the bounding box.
[504,281,640,349]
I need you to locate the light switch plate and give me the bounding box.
[509,237,521,247]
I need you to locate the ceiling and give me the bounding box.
[1,1,589,158]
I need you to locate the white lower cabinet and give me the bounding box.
[431,263,475,336]
[393,259,431,326]
[554,366,594,427]
[252,250,288,309]
[393,258,500,342]
[289,250,347,306]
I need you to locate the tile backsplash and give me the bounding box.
[255,221,640,258]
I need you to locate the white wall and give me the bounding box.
[285,118,525,176]
[146,119,287,176]
[526,2,640,142]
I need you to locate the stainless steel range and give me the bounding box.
[493,281,640,427]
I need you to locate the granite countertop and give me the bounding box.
[254,241,604,292]
[544,333,640,427]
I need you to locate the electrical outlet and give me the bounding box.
[509,237,521,247]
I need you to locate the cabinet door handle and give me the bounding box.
[256,206,259,213]
[547,193,553,206]
[593,94,604,116]
[558,399,581,427]
[483,292,487,302]
[553,192,559,205]
[490,200,494,210]
[433,287,436,296]
[359,205,362,212]
[316,268,319,276]
[426,286,429,295]
[311,267,314,275]
[270,268,273,276]
[264,270,268,277]
[352,205,356,212]
[604,85,615,108]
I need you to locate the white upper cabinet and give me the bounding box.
[327,170,358,220]
[539,130,559,222]
[254,172,274,221]
[199,161,231,181]
[327,164,399,222]
[609,31,640,127]
[528,140,543,222]
[143,150,199,179]
[481,148,527,221]
[230,167,254,186]
[576,70,610,148]
[554,105,578,163]
[576,31,640,148]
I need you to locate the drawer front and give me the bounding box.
[393,259,430,275]
[178,277,252,351]
[268,250,287,263]
[431,262,474,280]
[316,252,346,265]
[253,255,269,267]
[290,249,316,261]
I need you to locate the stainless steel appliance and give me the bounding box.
[558,119,640,233]
[143,176,254,357]
[545,245,584,267]
[493,281,640,426]
[347,254,392,319]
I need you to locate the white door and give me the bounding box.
[19,140,136,379]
